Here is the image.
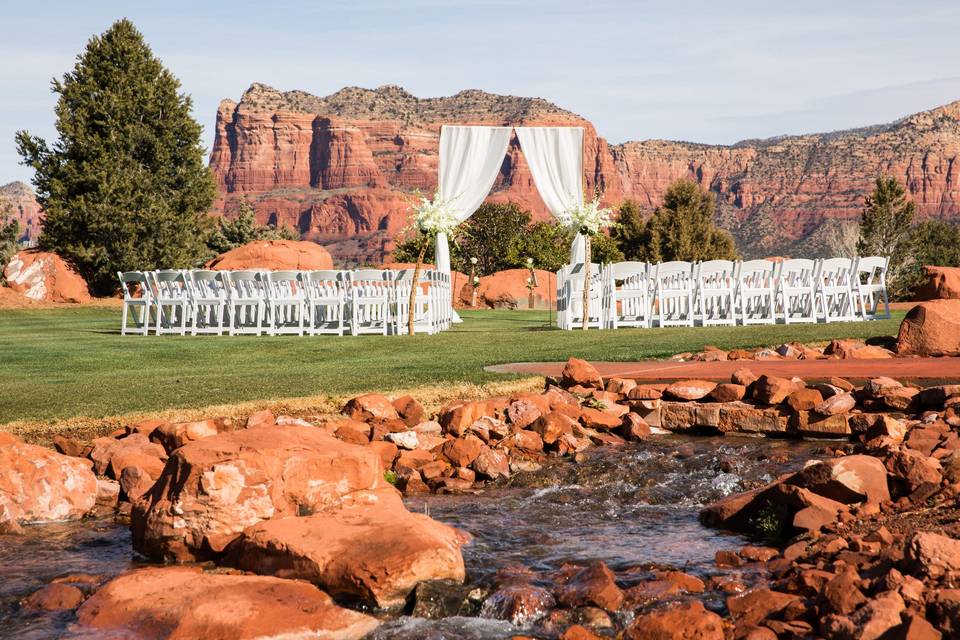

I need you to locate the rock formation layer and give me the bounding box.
[209,85,960,264]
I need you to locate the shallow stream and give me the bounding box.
[1,435,818,639]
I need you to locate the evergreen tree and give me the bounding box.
[0,215,19,278]
[910,219,960,268]
[610,199,650,260]
[856,176,917,299]
[505,221,570,272]
[643,179,738,262]
[205,199,299,257]
[16,19,216,294]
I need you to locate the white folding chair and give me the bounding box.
[117,271,153,336]
[852,256,891,320]
[776,259,819,324]
[815,258,857,323]
[266,270,307,336]
[305,270,347,336]
[393,269,435,335]
[431,270,452,333]
[349,269,392,335]
[652,261,695,327]
[225,270,267,336]
[606,262,650,329]
[188,270,229,336]
[694,260,737,326]
[735,260,777,325]
[149,270,191,336]
[561,262,605,330]
[555,265,569,329]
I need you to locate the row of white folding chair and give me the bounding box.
[557,256,890,330]
[119,269,450,337]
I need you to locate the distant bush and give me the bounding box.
[205,199,299,257]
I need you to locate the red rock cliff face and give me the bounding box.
[0,182,42,242]
[210,84,960,264]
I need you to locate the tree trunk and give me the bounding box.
[409,241,427,336]
[582,233,592,331]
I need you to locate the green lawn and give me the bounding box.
[0,306,904,424]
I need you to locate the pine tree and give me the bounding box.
[610,199,650,260]
[205,199,299,257]
[643,179,738,262]
[856,176,917,299]
[16,19,216,294]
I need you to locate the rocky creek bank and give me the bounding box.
[2,354,960,638]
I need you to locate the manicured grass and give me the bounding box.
[0,306,904,424]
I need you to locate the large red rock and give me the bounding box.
[3,250,90,303]
[0,432,98,526]
[897,300,960,356]
[561,358,603,390]
[207,239,333,271]
[623,600,724,640]
[131,425,386,561]
[915,265,960,300]
[0,181,42,242]
[74,566,379,639]
[226,490,468,608]
[472,268,557,309]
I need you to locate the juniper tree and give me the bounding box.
[16,19,216,294]
[643,179,738,262]
[856,177,917,299]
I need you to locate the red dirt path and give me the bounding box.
[488,357,960,384]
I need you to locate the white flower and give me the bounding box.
[526,257,533,266]
[472,276,480,284]
[470,257,478,265]
[411,192,459,234]
[562,196,613,235]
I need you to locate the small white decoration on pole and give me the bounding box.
[562,195,613,330]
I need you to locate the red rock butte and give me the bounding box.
[208,83,960,264]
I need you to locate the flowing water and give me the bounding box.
[0,434,818,639]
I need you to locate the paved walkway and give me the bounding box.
[488,357,960,384]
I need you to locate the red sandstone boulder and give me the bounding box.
[343,393,399,421]
[473,268,556,309]
[906,531,960,577]
[664,379,717,401]
[481,582,556,626]
[3,250,90,303]
[152,419,234,453]
[791,455,890,505]
[227,490,469,608]
[561,358,603,389]
[0,432,98,526]
[897,300,960,356]
[131,425,386,561]
[915,265,960,300]
[554,561,624,612]
[752,375,797,405]
[623,600,724,640]
[207,239,333,271]
[471,446,511,480]
[74,566,378,639]
[22,582,85,612]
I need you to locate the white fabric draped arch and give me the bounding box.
[515,126,586,264]
[433,124,585,319]
[434,126,513,278]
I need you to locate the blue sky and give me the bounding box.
[3,0,960,184]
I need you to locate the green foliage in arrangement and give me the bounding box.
[856,176,919,300]
[15,19,216,295]
[204,199,299,257]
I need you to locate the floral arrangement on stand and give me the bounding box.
[406,192,460,335]
[562,195,613,330]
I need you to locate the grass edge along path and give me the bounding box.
[6,378,545,446]
[0,306,905,433]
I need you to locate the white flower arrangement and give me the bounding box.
[410,191,459,235]
[561,196,613,236]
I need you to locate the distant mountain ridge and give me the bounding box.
[210,84,960,263]
[12,84,960,262]
[0,181,41,241]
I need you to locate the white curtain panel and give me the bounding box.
[434,125,513,277]
[516,126,586,263]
